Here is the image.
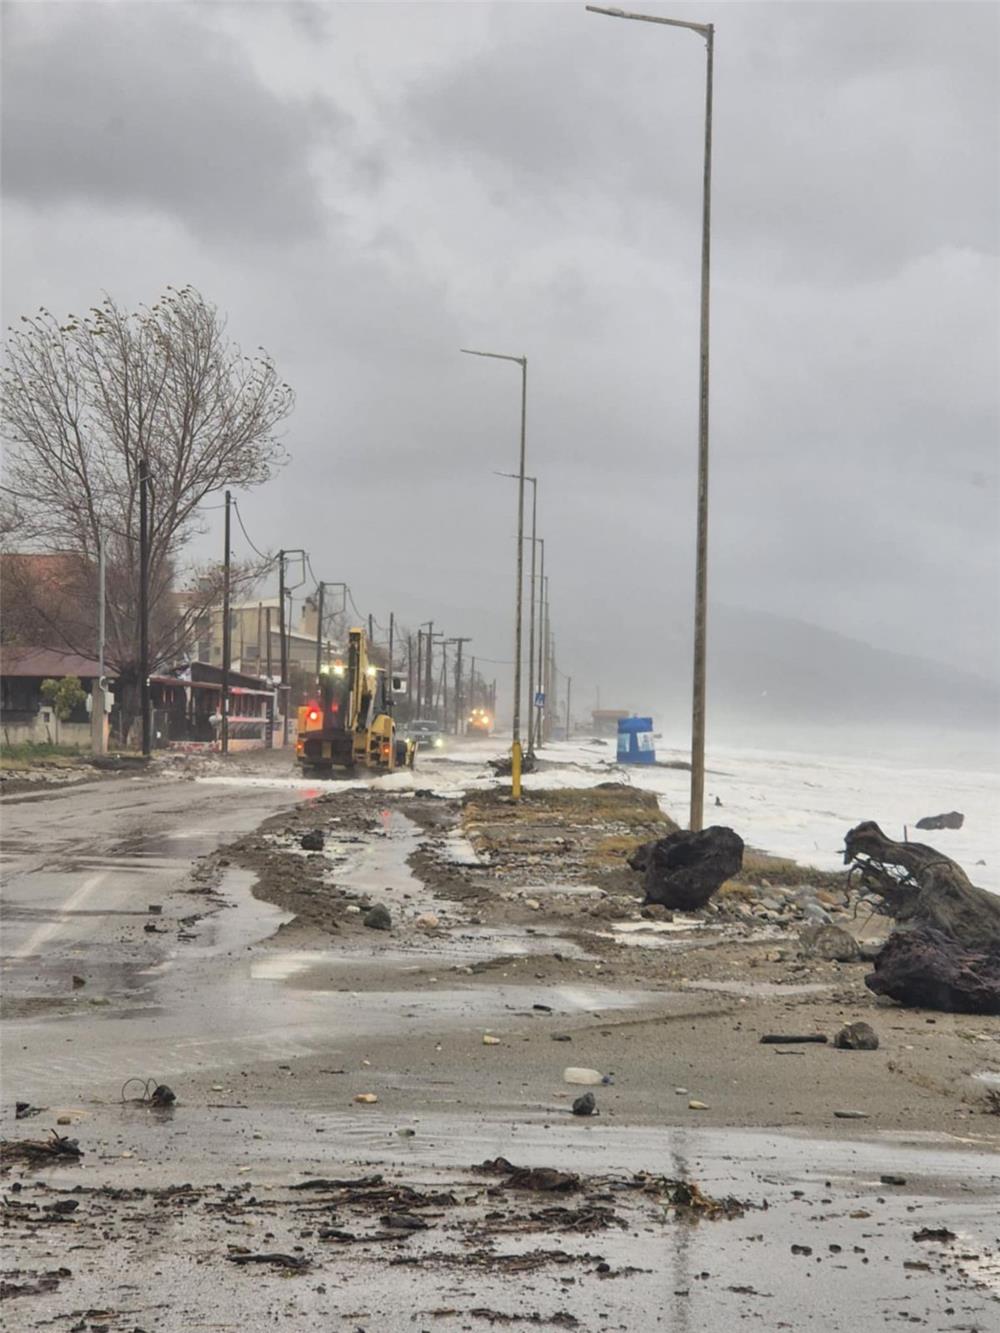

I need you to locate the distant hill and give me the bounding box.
[703,606,1000,734]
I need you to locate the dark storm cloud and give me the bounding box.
[1,2,342,241]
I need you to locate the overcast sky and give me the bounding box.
[3,0,998,721]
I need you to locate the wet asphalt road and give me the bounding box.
[3,760,999,1331]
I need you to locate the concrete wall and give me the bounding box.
[2,710,94,748]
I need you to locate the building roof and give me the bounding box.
[0,646,111,679]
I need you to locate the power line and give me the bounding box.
[231,500,271,563]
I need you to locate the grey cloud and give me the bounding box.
[1,2,997,720]
[1,2,343,241]
[400,2,999,279]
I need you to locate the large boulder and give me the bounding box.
[640,826,744,911]
[864,926,1000,1015]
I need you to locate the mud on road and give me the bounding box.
[3,752,999,1330]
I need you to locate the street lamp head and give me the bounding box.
[585,5,711,37]
[461,347,526,367]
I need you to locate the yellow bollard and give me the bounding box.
[510,740,522,800]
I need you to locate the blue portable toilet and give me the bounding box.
[617,716,656,765]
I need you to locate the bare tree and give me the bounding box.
[2,287,292,731]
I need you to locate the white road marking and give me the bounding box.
[13,870,109,958]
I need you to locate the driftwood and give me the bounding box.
[844,821,1000,951]
[865,927,1000,1015]
[844,821,1000,1014]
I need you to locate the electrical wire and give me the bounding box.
[232,500,272,563]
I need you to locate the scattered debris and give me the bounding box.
[1,1131,83,1169]
[363,904,392,931]
[226,1251,311,1270]
[354,1093,379,1104]
[760,1034,829,1045]
[121,1078,177,1107]
[0,1268,71,1299]
[833,1109,870,1120]
[629,1173,754,1220]
[483,1034,501,1045]
[15,1102,43,1119]
[488,753,536,778]
[833,1021,879,1050]
[912,1226,956,1242]
[915,811,964,831]
[71,975,85,989]
[688,1100,709,1110]
[571,1092,597,1116]
[300,829,325,851]
[475,1158,580,1193]
[880,1174,906,1186]
[563,1067,610,1086]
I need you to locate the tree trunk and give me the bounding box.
[844,821,1000,951]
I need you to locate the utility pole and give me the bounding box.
[265,607,273,677]
[407,634,414,713]
[221,490,232,755]
[368,613,374,643]
[565,675,572,742]
[423,622,436,719]
[469,656,476,711]
[91,528,107,755]
[278,550,288,746]
[440,639,449,722]
[416,630,424,714]
[314,581,325,677]
[451,637,471,734]
[138,457,151,757]
[388,612,395,686]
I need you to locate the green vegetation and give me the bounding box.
[39,675,87,720]
[0,740,85,770]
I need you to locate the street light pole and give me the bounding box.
[541,541,549,751]
[496,471,538,754]
[138,457,151,757]
[462,347,528,798]
[586,5,714,832]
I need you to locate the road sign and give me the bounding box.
[534,691,545,707]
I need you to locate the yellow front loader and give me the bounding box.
[295,627,414,775]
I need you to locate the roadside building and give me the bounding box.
[591,708,630,737]
[149,662,277,751]
[0,646,111,748]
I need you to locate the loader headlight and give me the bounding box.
[434,737,444,748]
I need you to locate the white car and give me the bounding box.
[407,719,445,751]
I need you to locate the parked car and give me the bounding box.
[407,719,445,751]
